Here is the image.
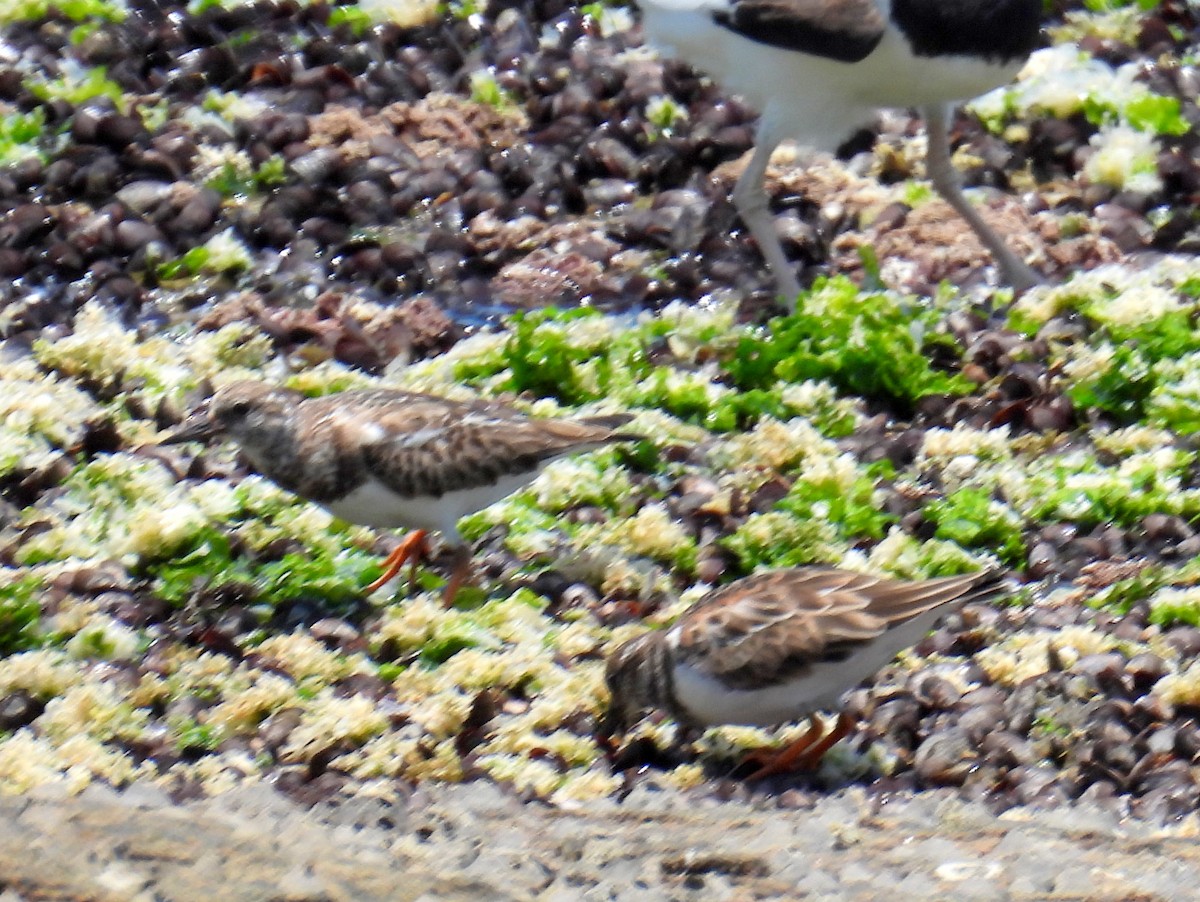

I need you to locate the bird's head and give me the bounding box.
[599,632,666,741]
[160,381,299,457]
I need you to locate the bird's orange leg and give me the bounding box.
[741,715,824,779]
[440,548,473,608]
[365,530,429,594]
[789,711,854,772]
[743,712,854,781]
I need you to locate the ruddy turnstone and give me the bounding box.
[162,381,640,605]
[603,566,1005,778]
[635,0,1043,303]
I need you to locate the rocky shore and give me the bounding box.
[4,0,1200,888]
[5,779,1200,900]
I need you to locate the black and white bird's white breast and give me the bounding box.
[637,0,1042,147]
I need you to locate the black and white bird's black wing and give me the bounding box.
[711,0,886,62]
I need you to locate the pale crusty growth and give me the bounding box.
[596,503,694,564]
[976,626,1123,686]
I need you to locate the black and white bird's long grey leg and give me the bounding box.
[922,104,1042,292]
[732,125,804,308]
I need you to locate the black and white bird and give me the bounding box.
[636,0,1044,304]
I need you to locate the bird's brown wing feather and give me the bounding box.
[713,0,886,62]
[675,568,1002,691]
[315,390,637,499]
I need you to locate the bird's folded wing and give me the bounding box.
[676,566,1006,691]
[674,569,896,691]
[712,0,886,61]
[334,395,630,497]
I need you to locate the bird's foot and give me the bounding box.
[742,712,853,781]
[365,529,430,595]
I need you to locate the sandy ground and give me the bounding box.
[3,781,1199,901]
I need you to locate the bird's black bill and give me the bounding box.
[157,411,214,445]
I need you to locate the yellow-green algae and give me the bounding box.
[1008,257,1200,426]
[969,42,1188,139]
[5,271,1200,802]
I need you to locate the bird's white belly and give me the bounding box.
[638,6,1022,147]
[860,30,1024,108]
[640,4,866,145]
[672,659,856,726]
[671,607,950,726]
[322,471,541,539]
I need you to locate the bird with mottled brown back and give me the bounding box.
[162,381,640,606]
[604,566,1006,778]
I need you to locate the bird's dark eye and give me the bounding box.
[225,400,252,419]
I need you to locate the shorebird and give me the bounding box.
[636,0,1044,304]
[603,566,1004,778]
[162,381,639,606]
